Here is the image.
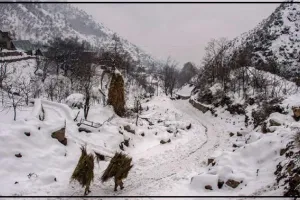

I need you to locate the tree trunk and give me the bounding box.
[26,96,29,106]
[13,105,17,121]
[84,95,90,120]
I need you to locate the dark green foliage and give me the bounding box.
[101,152,133,183]
[70,146,94,195]
[226,104,246,115]
[197,88,213,104]
[107,72,126,117]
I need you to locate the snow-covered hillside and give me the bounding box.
[0,3,160,68]
[226,1,300,78]
[1,1,300,198]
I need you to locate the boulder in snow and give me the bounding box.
[225,179,240,188]
[124,125,135,134]
[292,106,300,121]
[24,132,30,137]
[15,153,22,158]
[78,127,92,133]
[205,185,213,190]
[190,174,218,191]
[218,180,224,189]
[207,158,215,166]
[269,119,281,126]
[51,128,67,146]
[160,139,171,144]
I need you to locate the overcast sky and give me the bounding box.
[75,3,279,66]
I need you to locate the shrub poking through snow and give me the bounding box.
[292,106,300,121]
[186,123,192,130]
[119,138,130,151]
[226,104,245,115]
[15,153,22,158]
[101,152,133,191]
[39,105,45,121]
[293,131,300,149]
[160,139,171,144]
[123,125,135,134]
[66,93,85,109]
[70,145,94,196]
[107,71,125,117]
[252,101,285,128]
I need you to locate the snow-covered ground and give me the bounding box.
[0,92,299,198]
[176,84,195,98]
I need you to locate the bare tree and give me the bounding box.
[0,62,10,105]
[178,62,197,87]
[35,56,52,82]
[0,62,9,89]
[74,52,97,119]
[30,75,42,98]
[47,37,84,77]
[161,58,179,97]
[2,75,26,121]
[20,77,32,106]
[201,38,229,90]
[44,76,58,101]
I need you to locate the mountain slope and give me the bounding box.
[226,1,300,79]
[0,3,159,67]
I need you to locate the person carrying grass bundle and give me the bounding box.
[70,145,94,195]
[101,152,133,191]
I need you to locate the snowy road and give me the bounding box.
[86,99,231,196]
[3,97,234,198]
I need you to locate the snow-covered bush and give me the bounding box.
[66,93,85,109]
[44,75,71,102]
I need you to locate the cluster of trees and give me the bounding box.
[160,59,197,97]
[195,37,298,100]
[0,62,34,120]
[0,32,203,121]
[0,33,170,120]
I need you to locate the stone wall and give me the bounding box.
[189,98,210,113]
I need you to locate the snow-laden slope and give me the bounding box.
[0,96,207,196]
[1,88,300,198]
[226,1,300,78]
[0,3,160,68]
